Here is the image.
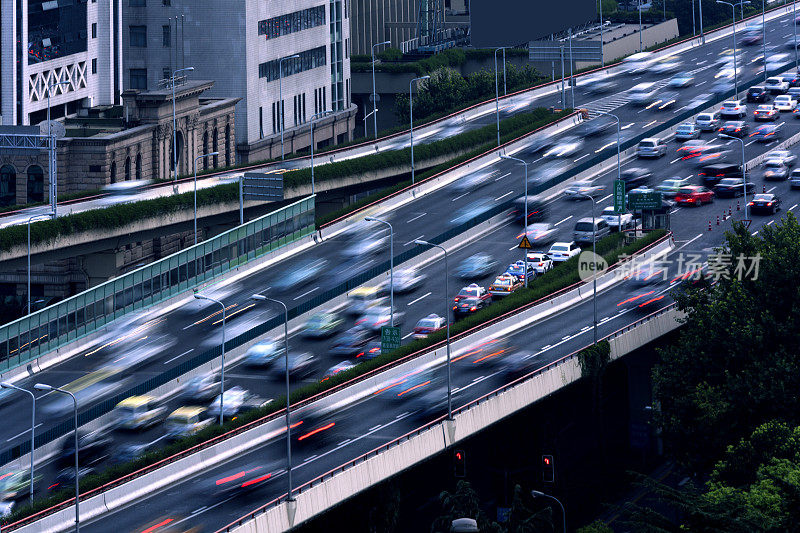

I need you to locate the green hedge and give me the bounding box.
[351,48,529,75]
[2,229,667,526]
[0,108,567,253]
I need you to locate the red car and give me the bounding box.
[453,283,492,304]
[675,185,715,206]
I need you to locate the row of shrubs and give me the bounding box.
[3,229,667,526]
[350,48,530,76]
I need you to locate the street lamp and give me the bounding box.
[794,0,798,71]
[193,292,226,424]
[310,110,334,195]
[531,490,566,533]
[719,133,749,219]
[365,217,394,324]
[371,40,391,138]
[0,383,35,504]
[639,0,643,52]
[46,80,70,216]
[279,54,301,160]
[494,47,509,147]
[171,66,195,183]
[593,111,622,229]
[34,383,79,532]
[761,0,767,85]
[364,108,377,138]
[699,0,705,44]
[577,192,598,345]
[414,239,452,420]
[409,75,431,185]
[717,0,750,101]
[250,294,294,501]
[499,155,530,288]
[193,152,218,245]
[27,212,54,315]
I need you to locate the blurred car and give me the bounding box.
[181,373,220,402]
[454,283,492,304]
[563,180,605,199]
[676,139,712,160]
[527,134,555,153]
[458,337,511,366]
[601,206,634,231]
[668,73,694,88]
[711,80,734,95]
[654,90,679,110]
[456,253,498,280]
[718,120,749,138]
[547,241,581,262]
[747,86,770,103]
[765,76,789,94]
[0,470,40,501]
[450,199,494,225]
[58,431,112,468]
[674,123,701,140]
[270,352,316,379]
[780,73,800,87]
[652,58,680,74]
[207,386,269,420]
[719,100,746,118]
[358,342,383,361]
[42,368,127,416]
[111,442,160,465]
[454,170,492,192]
[753,104,779,121]
[378,268,425,294]
[749,123,783,142]
[342,234,388,258]
[53,466,95,489]
[620,167,652,188]
[165,406,213,440]
[345,286,385,316]
[695,111,722,131]
[518,222,558,245]
[453,296,490,317]
[412,314,447,339]
[582,119,616,137]
[582,75,616,94]
[774,94,797,111]
[749,193,782,214]
[764,150,796,167]
[488,274,523,297]
[740,31,762,46]
[505,260,536,284]
[699,163,743,186]
[511,196,549,224]
[790,168,800,188]
[322,360,357,380]
[528,161,570,187]
[271,258,329,292]
[655,177,692,198]
[526,252,554,274]
[636,138,667,158]
[302,312,344,339]
[330,327,372,356]
[356,306,404,332]
[244,338,284,367]
[212,462,280,495]
[763,160,790,180]
[501,351,544,378]
[628,82,657,105]
[543,135,583,158]
[675,185,714,206]
[713,177,755,198]
[687,92,713,109]
[112,395,167,431]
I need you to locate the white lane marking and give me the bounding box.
[495,172,511,181]
[752,230,759,235]
[696,80,707,86]
[745,139,757,146]
[472,375,486,382]
[369,424,382,432]
[767,220,775,225]
[644,120,658,128]
[598,194,612,203]
[404,235,425,246]
[293,287,319,301]
[407,292,432,306]
[495,191,514,201]
[304,454,318,462]
[338,439,351,446]
[677,233,703,251]
[451,192,470,202]
[402,331,416,340]
[581,325,591,332]
[686,174,694,179]
[562,335,570,340]
[406,212,427,223]
[790,204,798,210]
[600,316,611,323]
[191,506,208,515]
[554,215,573,226]
[767,186,776,192]
[396,411,410,419]
[621,122,635,130]
[7,423,42,442]
[163,349,193,365]
[541,345,551,350]
[594,141,617,153]
[670,157,681,164]
[574,154,590,163]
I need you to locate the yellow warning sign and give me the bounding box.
[518,235,534,250]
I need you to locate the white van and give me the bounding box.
[573,218,610,244]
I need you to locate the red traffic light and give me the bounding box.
[456,451,463,460]
[543,456,551,466]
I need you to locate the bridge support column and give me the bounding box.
[81,250,122,288]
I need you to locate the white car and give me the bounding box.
[526,252,554,274]
[547,242,581,262]
[764,150,797,167]
[774,95,797,111]
[518,222,558,244]
[790,168,800,189]
[668,73,695,88]
[719,100,746,118]
[765,76,789,94]
[543,135,583,158]
[601,206,634,230]
[563,180,606,199]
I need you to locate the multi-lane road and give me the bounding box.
[7,5,800,530]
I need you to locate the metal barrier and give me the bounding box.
[0,196,315,371]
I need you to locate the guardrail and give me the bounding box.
[214,301,683,532]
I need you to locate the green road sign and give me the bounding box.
[628,191,663,210]
[381,326,401,352]
[613,180,626,213]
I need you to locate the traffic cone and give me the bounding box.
[729,205,733,217]
[737,200,741,211]
[717,215,720,225]
[708,220,712,231]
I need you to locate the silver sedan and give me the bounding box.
[563,180,606,200]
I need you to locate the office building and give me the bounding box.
[122,0,356,163]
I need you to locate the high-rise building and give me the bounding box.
[1,0,123,126]
[122,0,355,163]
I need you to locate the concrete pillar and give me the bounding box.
[81,250,121,287]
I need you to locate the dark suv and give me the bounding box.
[747,86,770,103]
[59,431,113,468]
[511,196,548,224]
[699,163,743,187]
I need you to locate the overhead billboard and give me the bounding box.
[470,0,597,48]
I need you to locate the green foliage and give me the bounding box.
[4,230,667,526]
[577,341,611,381]
[576,520,614,533]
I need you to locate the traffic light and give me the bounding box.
[542,454,555,483]
[454,449,466,478]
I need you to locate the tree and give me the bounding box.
[652,216,800,472]
[576,520,614,533]
[430,480,503,533]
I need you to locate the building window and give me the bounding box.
[259,106,264,138]
[130,25,147,48]
[162,67,170,80]
[130,68,147,89]
[258,5,325,39]
[130,0,146,5]
[162,24,170,47]
[0,165,17,207]
[271,103,276,134]
[27,165,44,203]
[92,23,97,39]
[92,58,97,74]
[258,46,326,82]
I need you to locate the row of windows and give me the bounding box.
[257,5,325,40]
[258,46,326,82]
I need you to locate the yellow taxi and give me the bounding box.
[346,286,385,315]
[165,406,212,441]
[113,395,168,430]
[488,274,523,297]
